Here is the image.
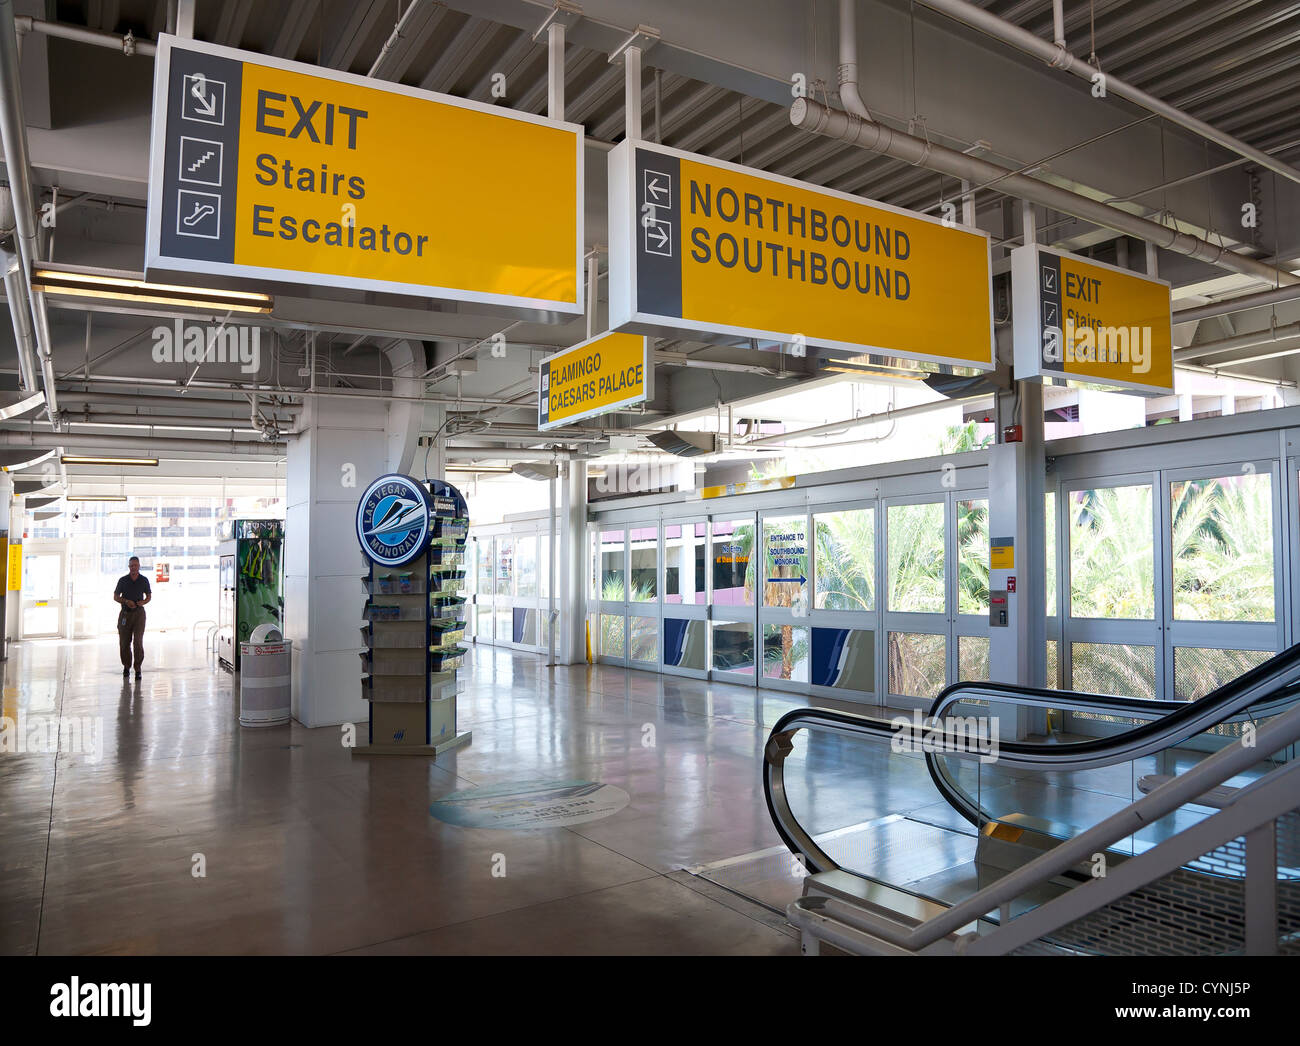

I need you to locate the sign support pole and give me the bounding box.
[547,22,565,121]
[623,45,642,141]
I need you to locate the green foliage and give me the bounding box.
[936,421,993,455]
[814,509,875,611]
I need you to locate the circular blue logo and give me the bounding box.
[356,474,433,566]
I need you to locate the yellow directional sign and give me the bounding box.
[539,332,652,430]
[608,140,994,370]
[1012,244,1173,394]
[146,35,583,313]
[7,540,20,591]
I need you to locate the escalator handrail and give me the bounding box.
[924,641,1300,827]
[929,639,1300,724]
[764,670,1300,874]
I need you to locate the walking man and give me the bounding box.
[114,556,152,679]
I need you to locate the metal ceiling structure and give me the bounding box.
[1,0,1299,495]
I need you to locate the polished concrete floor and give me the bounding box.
[1,633,1219,955]
[2,633,852,955]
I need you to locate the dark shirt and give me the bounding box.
[115,573,152,605]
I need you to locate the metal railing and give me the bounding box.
[781,698,1300,955]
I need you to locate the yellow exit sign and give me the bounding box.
[146,35,584,313]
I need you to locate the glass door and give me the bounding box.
[474,535,495,644]
[708,513,758,684]
[21,539,68,639]
[757,509,811,691]
[662,517,708,678]
[626,524,660,667]
[883,497,948,707]
[594,526,628,665]
[809,501,880,701]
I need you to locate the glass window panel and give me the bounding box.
[1046,640,1059,690]
[515,536,537,597]
[476,607,492,640]
[476,538,494,597]
[763,624,809,682]
[887,632,946,698]
[958,635,990,682]
[496,537,514,598]
[630,615,659,663]
[957,498,989,616]
[599,529,625,602]
[1068,484,1154,619]
[1045,491,1057,617]
[809,627,875,691]
[710,518,755,607]
[1173,647,1273,703]
[664,522,706,605]
[763,514,809,609]
[494,608,511,643]
[600,614,625,659]
[814,507,875,611]
[539,534,550,599]
[1070,642,1156,700]
[628,525,658,601]
[887,502,945,613]
[711,620,755,673]
[1170,472,1274,622]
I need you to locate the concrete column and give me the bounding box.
[559,458,587,664]
[986,380,1046,739]
[0,471,12,653]
[285,391,421,728]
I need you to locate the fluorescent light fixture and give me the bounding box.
[444,464,513,474]
[31,269,272,314]
[65,494,128,502]
[61,454,160,466]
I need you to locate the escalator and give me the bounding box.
[760,642,1300,950]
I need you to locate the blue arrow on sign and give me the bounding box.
[767,575,806,585]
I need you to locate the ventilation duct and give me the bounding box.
[646,431,720,457]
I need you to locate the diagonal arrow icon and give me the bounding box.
[190,76,218,117]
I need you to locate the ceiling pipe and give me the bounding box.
[1174,319,1300,364]
[3,259,39,391]
[1174,284,1300,325]
[57,389,299,413]
[790,95,1299,288]
[0,0,60,426]
[915,0,1300,189]
[14,14,155,56]
[0,430,282,455]
[743,393,988,447]
[444,447,575,462]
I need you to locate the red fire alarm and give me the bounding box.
[1003,425,1023,443]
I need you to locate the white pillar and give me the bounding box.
[285,394,416,728]
[559,458,587,664]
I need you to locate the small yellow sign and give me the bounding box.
[539,332,652,430]
[700,476,796,500]
[1013,244,1173,394]
[6,541,20,591]
[990,538,1014,570]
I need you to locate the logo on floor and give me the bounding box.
[429,779,630,830]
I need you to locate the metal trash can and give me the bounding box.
[239,629,292,727]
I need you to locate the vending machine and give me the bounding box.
[216,518,284,671]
